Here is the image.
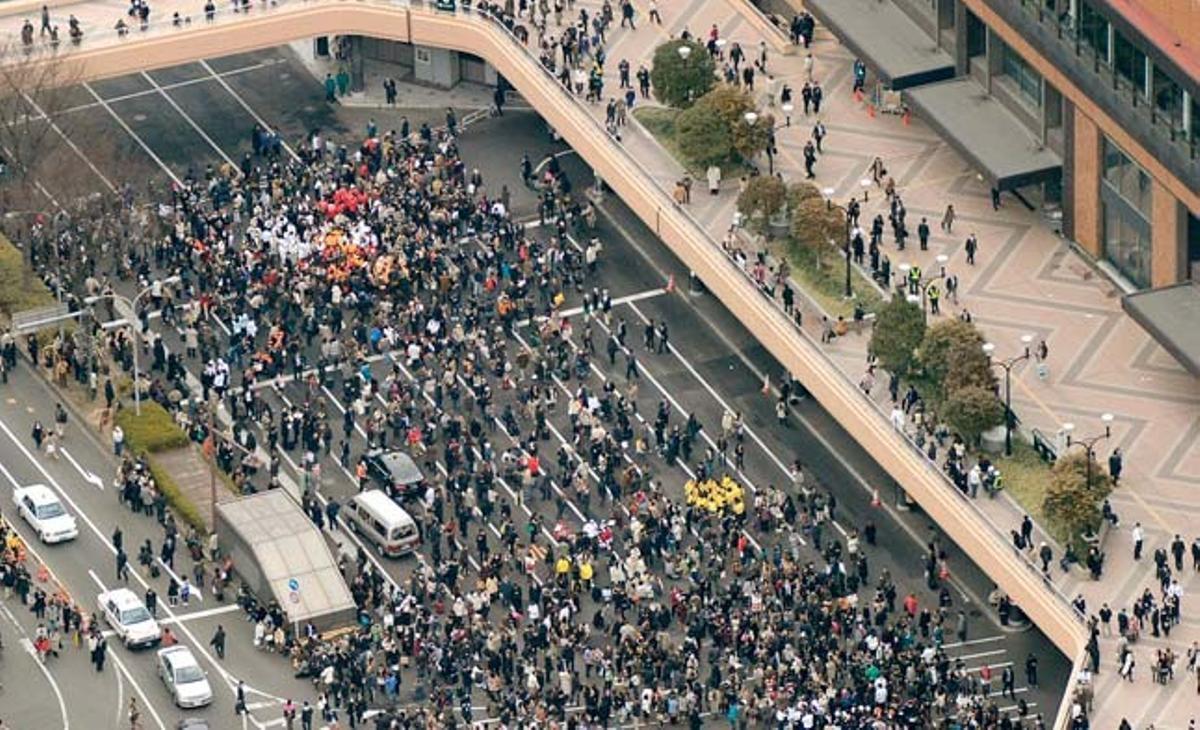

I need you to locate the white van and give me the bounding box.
[346,490,420,557]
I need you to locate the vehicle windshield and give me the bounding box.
[120,606,152,625]
[391,525,416,540]
[175,665,205,684]
[35,502,66,519]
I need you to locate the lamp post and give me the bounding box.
[822,186,853,298]
[1062,413,1114,490]
[896,257,949,322]
[781,102,794,127]
[677,44,693,102]
[859,177,872,202]
[84,275,181,416]
[983,333,1034,457]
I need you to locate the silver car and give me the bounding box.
[157,646,213,708]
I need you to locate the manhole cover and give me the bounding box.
[132,113,147,122]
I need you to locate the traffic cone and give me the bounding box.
[37,563,49,582]
[902,110,912,126]
[870,488,881,508]
[665,273,675,293]
[867,104,876,118]
[761,373,771,395]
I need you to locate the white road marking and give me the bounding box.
[160,603,241,624]
[85,570,169,730]
[200,58,300,162]
[941,635,1006,649]
[82,82,182,186]
[156,556,203,602]
[141,71,238,170]
[61,446,105,489]
[0,416,272,727]
[20,59,289,123]
[1,602,71,730]
[517,287,666,325]
[22,92,117,193]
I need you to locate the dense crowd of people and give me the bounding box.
[0,68,1068,724]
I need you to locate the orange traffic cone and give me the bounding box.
[665,273,676,293]
[867,104,876,118]
[902,110,912,126]
[37,563,49,582]
[870,488,881,508]
[761,373,771,395]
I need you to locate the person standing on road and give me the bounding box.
[116,546,129,583]
[210,624,226,659]
[1132,521,1145,560]
[128,697,141,730]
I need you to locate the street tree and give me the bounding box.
[942,385,1004,446]
[1043,451,1114,546]
[649,40,715,108]
[869,295,926,374]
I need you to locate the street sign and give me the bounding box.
[287,577,299,592]
[288,590,300,605]
[10,303,73,335]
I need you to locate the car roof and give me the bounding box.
[159,646,199,667]
[354,489,415,522]
[372,450,424,484]
[100,588,144,608]
[15,484,58,504]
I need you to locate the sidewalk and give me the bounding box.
[558,0,1199,724]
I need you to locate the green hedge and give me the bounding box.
[114,402,207,532]
[115,402,190,453]
[0,233,57,321]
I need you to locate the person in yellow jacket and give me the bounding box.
[555,555,571,586]
[578,560,594,592]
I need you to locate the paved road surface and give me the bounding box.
[0,45,1069,727]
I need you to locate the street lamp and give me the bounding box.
[781,102,794,127]
[1064,413,1114,490]
[822,186,853,298]
[677,45,691,60]
[983,333,1033,457]
[84,275,181,416]
[859,177,872,202]
[896,259,949,321]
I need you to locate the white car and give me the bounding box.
[12,484,78,543]
[157,646,213,708]
[97,588,161,649]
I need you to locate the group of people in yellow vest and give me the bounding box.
[683,475,746,516]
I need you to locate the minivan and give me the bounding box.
[346,489,421,557]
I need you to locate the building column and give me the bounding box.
[984,27,1003,94]
[1150,181,1186,287]
[1072,110,1102,258]
[350,36,365,93]
[953,0,969,76]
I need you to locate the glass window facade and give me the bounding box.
[1077,1,1109,63]
[1152,66,1184,131]
[1103,203,1152,288]
[1102,138,1151,216]
[1113,32,1147,96]
[1002,43,1043,107]
[1101,137,1153,289]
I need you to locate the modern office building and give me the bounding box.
[808,0,1198,293]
